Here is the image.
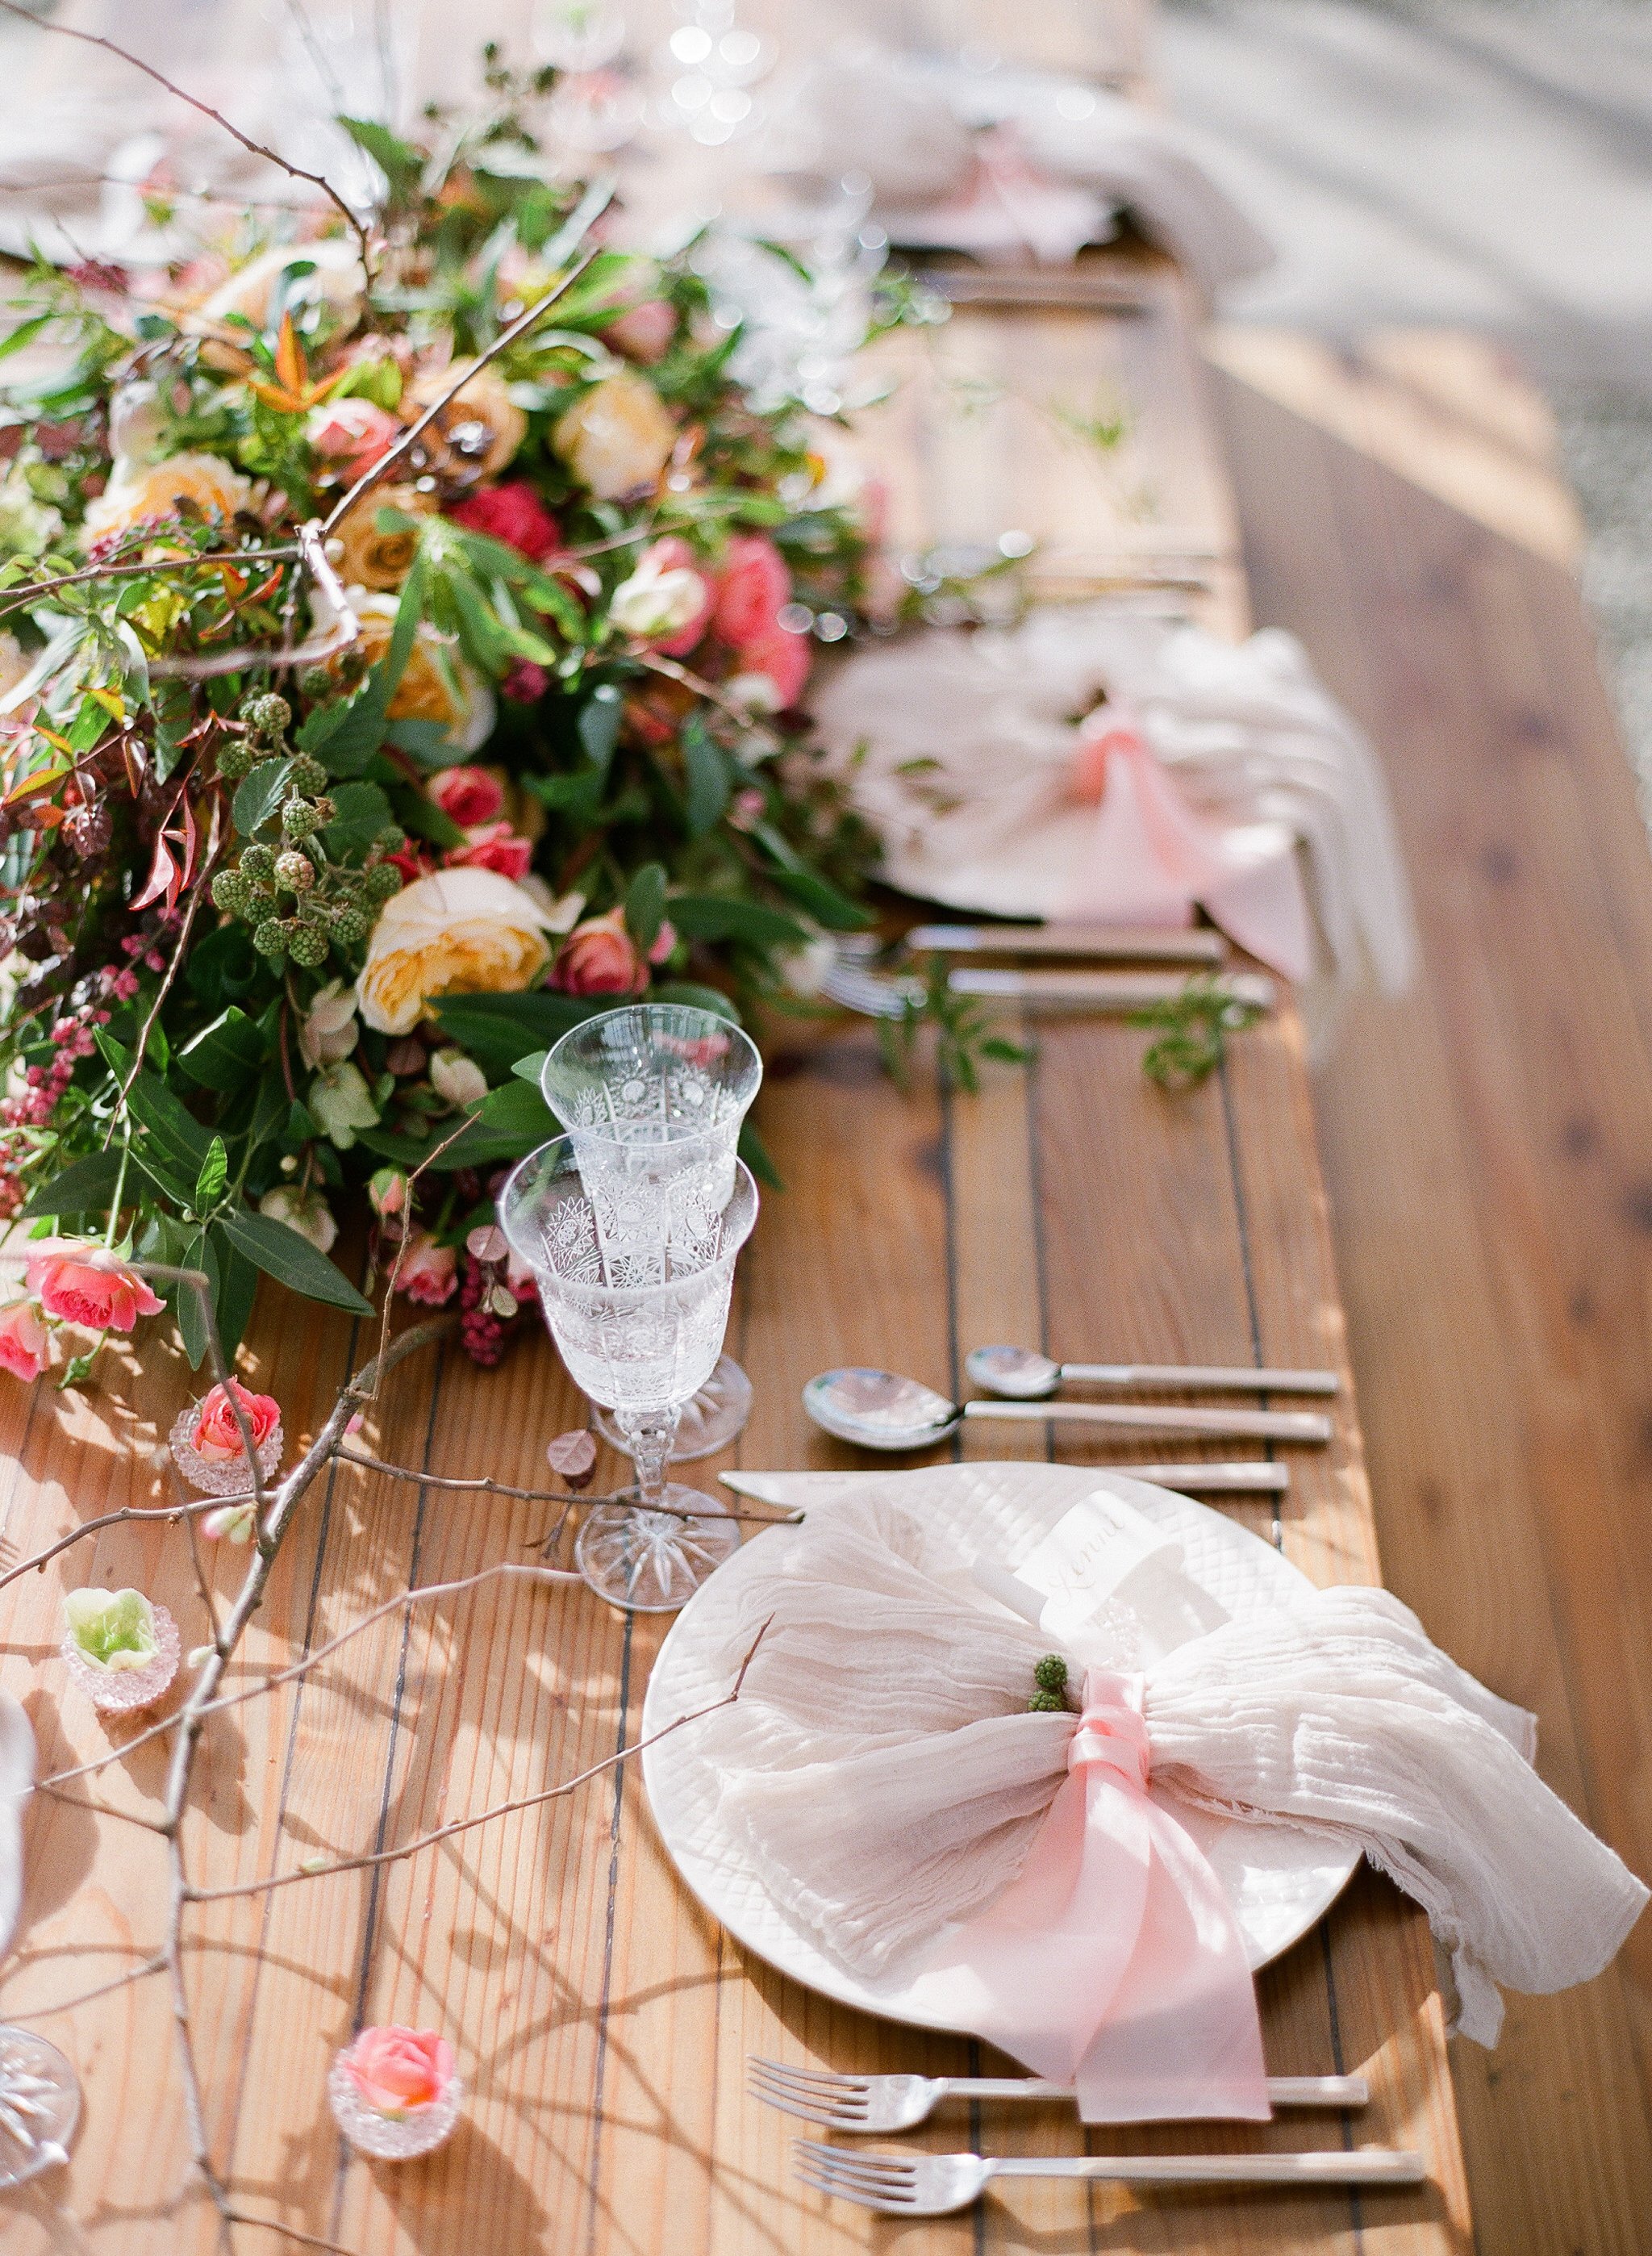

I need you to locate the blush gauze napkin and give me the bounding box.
[693,1490,1647,2047]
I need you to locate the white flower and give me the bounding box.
[298,978,357,1068]
[258,1184,339,1252]
[608,553,707,641]
[309,1060,380,1149]
[516,875,584,930]
[108,380,167,465]
[0,470,61,560]
[724,671,785,716]
[430,1047,488,1109]
[776,932,836,997]
[198,238,366,331]
[356,867,557,1037]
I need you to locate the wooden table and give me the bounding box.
[0,10,1473,2255]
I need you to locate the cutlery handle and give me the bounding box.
[1062,1362,1340,1397]
[949,968,1276,1012]
[1127,1462,1289,1494]
[991,2149,1426,2187]
[962,1400,1332,1443]
[941,2074,1368,2108]
[905,924,1228,967]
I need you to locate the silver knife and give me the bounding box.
[907,924,1227,967]
[722,1463,1289,1505]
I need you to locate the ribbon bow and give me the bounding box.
[910,1667,1270,2121]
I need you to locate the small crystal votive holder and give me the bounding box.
[169,1402,283,1497]
[61,1604,180,1715]
[327,2055,462,2160]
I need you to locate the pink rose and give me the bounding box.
[736,621,811,709]
[396,1232,457,1306]
[501,659,549,704]
[428,765,504,828]
[27,1246,164,1333]
[448,480,561,563]
[649,918,677,965]
[307,397,401,480]
[444,821,534,883]
[606,299,676,363]
[553,907,648,999]
[192,1378,282,1466]
[369,1166,410,1220]
[712,533,790,647]
[340,2024,455,2118]
[0,1297,48,1382]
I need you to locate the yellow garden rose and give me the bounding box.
[356,867,557,1035]
[409,357,527,478]
[346,592,495,752]
[553,370,676,501]
[330,483,436,591]
[81,451,254,548]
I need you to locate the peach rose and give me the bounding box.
[410,357,527,478]
[395,1232,457,1306]
[26,1246,164,1333]
[330,482,435,591]
[81,450,254,548]
[553,906,648,999]
[346,594,494,753]
[342,2025,455,2116]
[356,866,557,1035]
[428,766,504,828]
[553,371,676,501]
[192,1378,282,1466]
[0,1297,48,1381]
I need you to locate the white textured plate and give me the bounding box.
[642,1463,1358,2037]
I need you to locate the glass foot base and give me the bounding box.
[0,2026,80,2186]
[593,1356,753,1463]
[576,1489,740,1612]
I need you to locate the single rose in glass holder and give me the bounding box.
[61,1588,180,1714]
[539,1002,761,1461]
[329,2024,461,2161]
[499,1134,758,1611]
[169,1377,283,1497]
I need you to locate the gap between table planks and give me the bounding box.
[1214,355,1652,2256]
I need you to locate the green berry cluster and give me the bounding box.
[215,691,294,783]
[1028,1653,1070,1714]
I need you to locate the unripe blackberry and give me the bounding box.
[243,691,291,739]
[281,797,322,841]
[298,666,332,700]
[252,918,287,959]
[274,850,315,893]
[240,843,277,884]
[287,924,328,967]
[330,905,371,946]
[364,863,403,901]
[215,739,255,781]
[211,869,252,916]
[375,824,407,854]
[290,754,327,795]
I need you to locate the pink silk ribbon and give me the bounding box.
[1064,716,1315,984]
[910,1669,1271,2122]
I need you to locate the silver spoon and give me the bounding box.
[967,1344,1340,1400]
[803,1369,1333,1452]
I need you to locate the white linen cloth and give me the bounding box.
[693,1489,1648,2047]
[809,604,1419,1003]
[0,1692,35,1959]
[761,49,1273,300]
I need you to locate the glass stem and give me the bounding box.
[617,1409,678,1507]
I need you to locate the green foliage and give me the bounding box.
[1131,976,1266,1090]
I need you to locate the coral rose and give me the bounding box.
[27,1247,163,1333]
[553,907,648,999]
[410,357,526,478]
[444,821,534,882]
[607,536,712,654]
[731,620,811,711]
[711,533,790,647]
[395,1233,457,1307]
[340,2025,455,2117]
[356,867,557,1036]
[428,767,504,828]
[448,480,561,563]
[0,1297,48,1381]
[330,483,435,591]
[191,1378,282,1466]
[81,451,254,548]
[347,594,494,753]
[307,396,401,480]
[553,370,676,501]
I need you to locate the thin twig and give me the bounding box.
[1,1953,169,2019]
[332,1444,798,1525]
[637,649,754,724]
[0,0,373,268]
[182,1623,770,1903]
[224,2214,358,2256]
[0,546,301,624]
[35,1781,169,1832]
[0,1492,244,1596]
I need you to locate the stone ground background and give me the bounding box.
[1158,0,1652,791]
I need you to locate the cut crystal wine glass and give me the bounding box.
[499,1135,759,1611]
[0,2026,79,2187]
[540,1003,761,1460]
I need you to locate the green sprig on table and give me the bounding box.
[1132,975,1266,1091]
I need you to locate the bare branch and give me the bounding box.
[0,1491,244,1596]
[35,1781,169,1832]
[1,1953,169,2019]
[0,545,301,624]
[147,522,361,681]
[223,2214,359,2256]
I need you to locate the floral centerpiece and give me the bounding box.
[0,77,948,1379]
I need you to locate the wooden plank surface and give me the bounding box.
[1213,356,1652,2256]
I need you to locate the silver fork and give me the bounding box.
[751,2058,1367,2133]
[820,959,924,1020]
[792,2138,1428,2214]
